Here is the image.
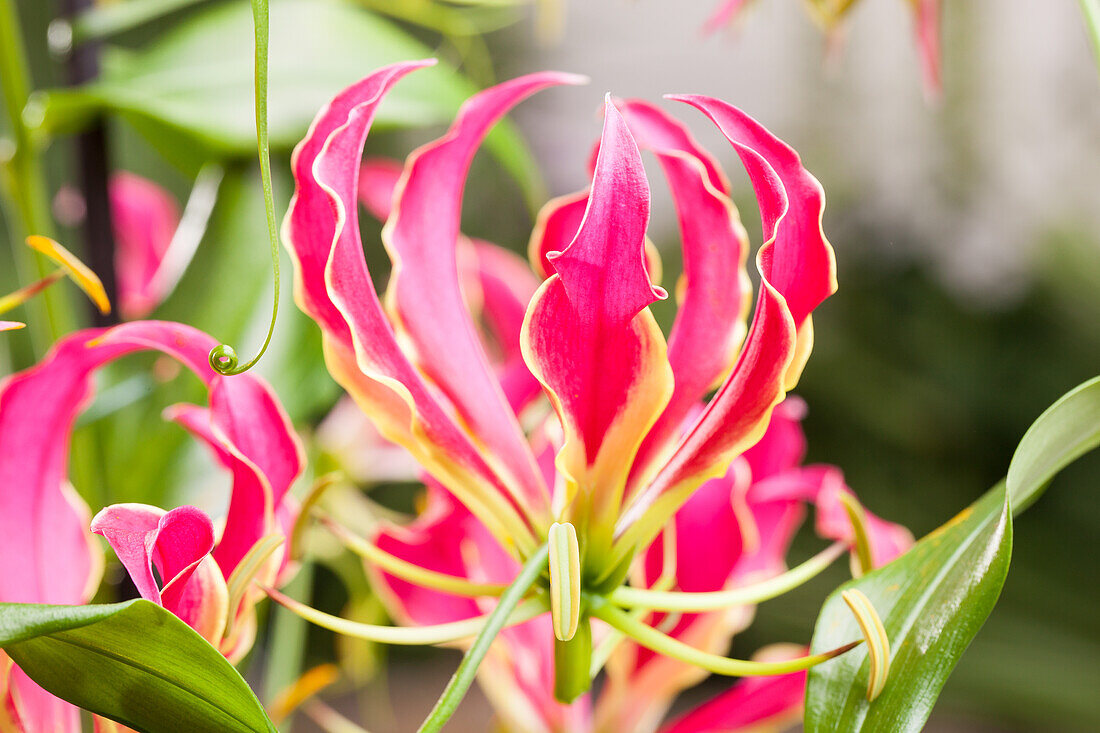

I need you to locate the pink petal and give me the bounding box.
[284,60,533,542]
[811,467,915,568]
[109,172,181,319]
[470,241,543,413]
[912,0,943,102]
[355,157,542,416]
[384,73,582,509]
[739,396,807,481]
[6,666,81,733]
[659,647,807,733]
[90,503,228,644]
[357,157,405,221]
[617,98,752,487]
[315,396,420,484]
[370,485,504,626]
[701,0,755,36]
[89,504,215,606]
[521,99,674,528]
[619,97,835,542]
[165,398,294,578]
[527,189,589,279]
[747,464,914,569]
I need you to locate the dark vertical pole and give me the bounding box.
[60,0,118,325]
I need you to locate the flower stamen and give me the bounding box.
[548,522,581,641]
[840,588,891,700]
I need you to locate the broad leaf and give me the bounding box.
[805,485,1012,732]
[807,372,1100,729]
[32,0,541,202]
[1006,374,1100,514]
[0,599,276,733]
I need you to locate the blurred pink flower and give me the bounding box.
[704,0,944,100]
[109,173,182,320]
[0,321,303,732]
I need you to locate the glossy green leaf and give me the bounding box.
[32,0,542,202]
[0,599,276,733]
[805,485,1012,732]
[1006,374,1100,514]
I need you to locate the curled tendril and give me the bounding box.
[209,0,279,377]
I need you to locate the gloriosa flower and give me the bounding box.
[280,59,911,730]
[0,322,303,732]
[704,0,943,100]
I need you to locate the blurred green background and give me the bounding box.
[2,0,1099,730]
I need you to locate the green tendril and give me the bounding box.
[209,0,280,376]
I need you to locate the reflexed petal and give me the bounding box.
[0,321,25,331]
[164,389,300,578]
[90,504,213,605]
[617,99,752,487]
[527,189,588,279]
[283,60,535,549]
[109,172,181,319]
[521,99,674,536]
[617,97,835,553]
[90,503,228,644]
[384,73,581,509]
[355,158,542,416]
[658,645,807,733]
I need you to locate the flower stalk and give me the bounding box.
[417,543,550,733]
[0,0,75,349]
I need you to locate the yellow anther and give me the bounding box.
[839,491,874,577]
[841,589,891,701]
[548,522,581,642]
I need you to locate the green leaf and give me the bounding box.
[0,599,276,733]
[1006,374,1100,514]
[805,485,1013,733]
[31,0,542,203]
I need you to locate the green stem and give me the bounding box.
[588,594,860,677]
[553,616,591,703]
[609,542,846,613]
[0,0,74,351]
[417,543,550,733]
[208,0,280,376]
